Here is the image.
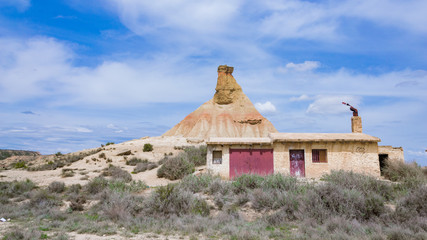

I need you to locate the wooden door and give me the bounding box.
[229,149,274,178]
[290,150,305,177]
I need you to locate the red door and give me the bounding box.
[229,149,274,178]
[290,150,305,177]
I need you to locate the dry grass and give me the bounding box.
[1,168,426,239]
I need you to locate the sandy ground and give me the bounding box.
[0,136,209,239]
[0,136,204,187]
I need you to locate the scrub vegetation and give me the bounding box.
[157,146,207,180]
[1,159,426,240]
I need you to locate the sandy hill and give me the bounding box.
[163,65,277,138]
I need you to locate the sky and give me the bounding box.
[0,0,426,166]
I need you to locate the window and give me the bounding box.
[213,151,222,164]
[312,149,327,163]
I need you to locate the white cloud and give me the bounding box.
[306,95,361,115]
[106,0,242,35]
[255,101,277,114]
[290,94,311,102]
[279,61,320,72]
[258,0,427,41]
[0,37,212,106]
[0,0,30,11]
[407,150,427,157]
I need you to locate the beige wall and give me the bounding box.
[208,141,380,179]
[273,141,380,178]
[378,146,404,163]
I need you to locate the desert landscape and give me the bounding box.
[1,1,427,239]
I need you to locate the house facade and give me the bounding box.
[206,116,388,179]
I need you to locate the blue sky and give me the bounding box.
[0,0,426,165]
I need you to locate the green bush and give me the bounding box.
[143,143,153,152]
[13,161,27,169]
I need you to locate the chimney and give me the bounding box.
[342,102,362,133]
[351,116,362,133]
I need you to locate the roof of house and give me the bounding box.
[270,133,380,142]
[207,133,381,144]
[207,137,272,145]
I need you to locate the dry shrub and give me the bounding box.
[179,173,218,193]
[382,160,426,190]
[303,183,386,222]
[102,165,132,182]
[231,174,263,194]
[133,160,158,173]
[0,179,36,198]
[99,190,143,222]
[322,170,393,200]
[157,157,194,180]
[126,157,145,166]
[28,189,62,209]
[48,181,65,193]
[156,146,207,180]
[85,176,108,195]
[144,184,209,217]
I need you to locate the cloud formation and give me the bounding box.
[0,0,30,11]
[255,101,277,114]
[279,61,320,73]
[306,95,361,115]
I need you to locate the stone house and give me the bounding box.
[206,116,399,179]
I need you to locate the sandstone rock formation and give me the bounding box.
[163,65,278,138]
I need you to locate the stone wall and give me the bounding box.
[378,146,404,163]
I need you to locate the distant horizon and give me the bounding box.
[0,0,426,166]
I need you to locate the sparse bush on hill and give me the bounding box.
[143,143,153,152]
[125,157,145,166]
[133,160,158,173]
[157,146,206,180]
[48,181,65,193]
[28,148,102,171]
[102,165,132,182]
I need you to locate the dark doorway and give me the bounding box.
[290,150,305,177]
[379,154,388,175]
